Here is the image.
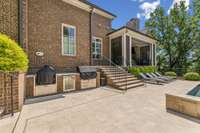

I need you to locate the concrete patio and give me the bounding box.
[2,80,200,133]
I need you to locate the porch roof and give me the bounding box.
[107,26,158,43]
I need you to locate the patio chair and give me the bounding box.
[150,72,173,82]
[155,72,176,80]
[146,73,168,83]
[139,73,164,85]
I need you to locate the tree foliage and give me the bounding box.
[0,33,28,72]
[145,1,200,73]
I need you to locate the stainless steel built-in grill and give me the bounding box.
[78,66,97,80]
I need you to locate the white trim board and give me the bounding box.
[62,0,115,19]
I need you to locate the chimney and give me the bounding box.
[126,18,140,31]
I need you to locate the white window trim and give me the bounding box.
[92,36,103,59]
[61,23,77,56]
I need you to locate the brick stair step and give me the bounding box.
[115,80,142,86]
[119,83,144,90]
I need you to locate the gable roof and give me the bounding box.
[107,26,157,41]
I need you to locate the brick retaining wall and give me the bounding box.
[0,73,24,115]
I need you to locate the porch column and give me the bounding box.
[155,44,157,66]
[129,36,132,67]
[109,37,111,60]
[122,34,127,66]
[151,43,154,66]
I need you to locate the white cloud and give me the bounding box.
[130,0,145,3]
[139,0,145,2]
[168,0,190,14]
[137,13,141,18]
[138,0,160,19]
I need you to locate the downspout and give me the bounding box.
[18,0,23,47]
[89,8,94,65]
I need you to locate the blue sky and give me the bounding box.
[88,0,190,30]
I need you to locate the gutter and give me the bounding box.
[18,0,23,47]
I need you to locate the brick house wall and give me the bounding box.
[0,0,19,42]
[26,0,112,71]
[92,13,112,58]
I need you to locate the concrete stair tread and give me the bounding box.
[100,66,143,90]
[112,77,138,83]
[109,75,134,80]
[103,71,124,75]
[106,73,131,77]
[115,80,142,86]
[119,83,144,90]
[101,67,123,71]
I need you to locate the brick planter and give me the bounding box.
[0,73,25,115]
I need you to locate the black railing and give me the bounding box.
[92,55,129,91]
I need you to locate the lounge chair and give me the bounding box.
[151,72,173,82]
[155,72,176,80]
[146,73,168,83]
[139,73,164,85]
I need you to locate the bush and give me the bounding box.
[129,66,156,76]
[0,34,28,72]
[164,71,177,77]
[184,72,200,81]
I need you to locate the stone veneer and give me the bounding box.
[166,93,200,119]
[25,72,100,98]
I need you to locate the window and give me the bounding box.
[62,24,76,56]
[92,37,102,59]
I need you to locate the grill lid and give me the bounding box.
[36,65,56,85]
[78,66,97,80]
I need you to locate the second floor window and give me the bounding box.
[62,24,76,56]
[92,37,102,59]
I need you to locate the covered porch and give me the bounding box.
[108,27,157,67]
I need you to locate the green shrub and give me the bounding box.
[129,67,140,76]
[129,66,156,76]
[164,71,177,77]
[0,34,28,72]
[184,72,200,81]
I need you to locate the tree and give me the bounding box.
[0,33,28,72]
[146,1,196,74]
[191,0,200,72]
